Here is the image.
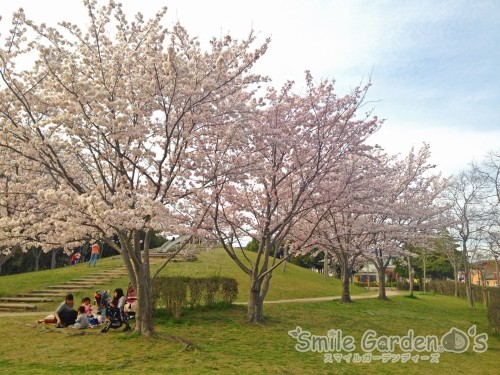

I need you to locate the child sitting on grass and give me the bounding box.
[81,296,93,316]
[73,306,89,329]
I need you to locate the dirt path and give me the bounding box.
[234,290,403,305]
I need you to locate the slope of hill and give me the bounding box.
[155,248,369,301]
[0,248,368,305]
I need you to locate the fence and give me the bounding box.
[427,280,499,334]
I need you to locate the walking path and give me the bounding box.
[1,290,404,317]
[234,290,403,305]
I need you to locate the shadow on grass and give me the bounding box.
[404,294,420,299]
[154,303,247,326]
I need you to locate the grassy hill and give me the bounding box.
[155,248,369,301]
[0,248,367,309]
[0,248,498,374]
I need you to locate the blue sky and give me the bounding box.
[1,0,499,175]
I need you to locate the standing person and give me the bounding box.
[70,253,77,266]
[278,246,284,259]
[88,242,100,267]
[75,251,81,264]
[54,294,77,328]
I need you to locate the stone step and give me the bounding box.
[29,289,74,296]
[149,254,196,262]
[30,289,81,294]
[61,281,105,285]
[94,269,127,273]
[71,275,119,281]
[17,293,67,298]
[149,253,182,258]
[46,285,93,290]
[0,303,36,310]
[0,297,53,303]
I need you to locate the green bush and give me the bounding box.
[161,277,188,321]
[204,276,220,307]
[220,277,238,304]
[487,288,500,334]
[355,281,379,288]
[426,280,499,333]
[187,278,204,308]
[153,276,239,319]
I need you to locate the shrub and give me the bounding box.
[162,277,188,321]
[355,281,379,288]
[187,278,204,308]
[220,277,238,304]
[204,276,220,307]
[152,276,239,319]
[426,280,499,333]
[487,288,500,334]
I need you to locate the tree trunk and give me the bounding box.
[422,252,427,294]
[32,248,42,272]
[323,250,329,279]
[115,230,155,337]
[281,246,287,272]
[452,263,458,297]
[377,266,387,300]
[50,249,58,269]
[247,280,264,322]
[135,268,154,336]
[339,256,352,302]
[462,242,475,308]
[494,256,499,287]
[408,256,414,297]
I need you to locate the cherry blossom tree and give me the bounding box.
[204,73,381,321]
[0,148,54,262]
[295,150,388,302]
[0,0,268,335]
[360,145,449,300]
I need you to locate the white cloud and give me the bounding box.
[1,0,499,176]
[369,123,500,176]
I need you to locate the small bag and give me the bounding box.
[43,314,56,324]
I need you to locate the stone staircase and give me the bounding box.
[0,253,194,312]
[151,239,198,262]
[0,266,129,312]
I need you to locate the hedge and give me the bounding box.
[153,276,238,320]
[426,280,499,334]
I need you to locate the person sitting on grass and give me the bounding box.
[54,294,77,328]
[73,306,89,329]
[81,296,93,317]
[108,288,131,331]
[110,288,126,310]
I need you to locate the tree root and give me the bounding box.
[154,332,196,352]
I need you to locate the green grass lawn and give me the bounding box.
[0,248,368,311]
[0,249,498,374]
[156,248,370,301]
